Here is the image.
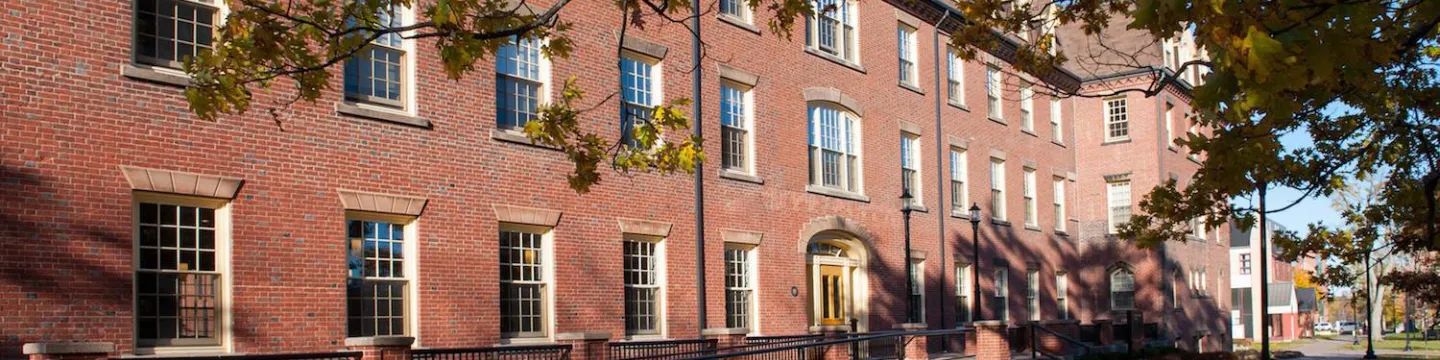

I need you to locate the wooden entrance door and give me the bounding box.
[819,265,847,325]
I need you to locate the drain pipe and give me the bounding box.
[932,9,952,332]
[692,0,707,336]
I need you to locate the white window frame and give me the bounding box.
[950,148,968,215]
[1023,168,1037,227]
[342,4,417,113]
[993,267,1009,322]
[909,260,926,322]
[1164,102,1175,147]
[621,52,664,148]
[1052,177,1066,232]
[807,0,860,64]
[1110,268,1136,311]
[131,193,232,353]
[1049,98,1063,142]
[720,81,756,174]
[724,244,759,333]
[808,104,864,194]
[897,24,918,87]
[344,211,420,339]
[131,0,229,71]
[947,49,965,105]
[718,0,752,23]
[1026,269,1039,321]
[1020,83,1034,132]
[498,223,555,342]
[495,37,552,131]
[1107,180,1131,234]
[1055,272,1069,320]
[986,66,1003,120]
[955,263,972,324]
[1104,97,1129,141]
[623,235,667,338]
[990,158,1006,221]
[901,132,922,206]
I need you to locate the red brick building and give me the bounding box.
[0,0,1231,358]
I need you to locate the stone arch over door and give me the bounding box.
[797,215,875,333]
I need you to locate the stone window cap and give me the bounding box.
[701,327,749,336]
[618,218,673,237]
[1104,172,1133,183]
[899,120,923,136]
[122,166,244,199]
[555,332,612,341]
[717,64,759,87]
[1022,159,1038,170]
[339,189,428,216]
[621,35,669,60]
[721,229,764,246]
[989,148,1007,160]
[344,336,415,347]
[23,342,115,355]
[909,249,927,260]
[948,135,969,150]
[802,87,865,116]
[493,204,563,227]
[894,9,922,29]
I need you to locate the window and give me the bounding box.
[1041,6,1058,55]
[1200,268,1209,296]
[1104,97,1129,141]
[986,66,1003,120]
[808,105,862,193]
[1240,254,1252,275]
[990,158,1006,221]
[956,263,972,323]
[1026,269,1039,321]
[500,226,550,339]
[993,267,1009,321]
[134,196,227,348]
[622,54,661,148]
[1023,168,1037,227]
[1020,84,1034,132]
[1188,120,1201,161]
[948,49,965,105]
[897,24,918,86]
[343,5,409,107]
[347,217,412,337]
[720,82,754,173]
[1055,273,1068,320]
[718,0,751,22]
[1052,177,1066,232]
[724,245,756,330]
[1173,270,1183,307]
[1050,98,1063,141]
[496,37,547,130]
[624,237,664,336]
[1110,268,1135,310]
[807,0,858,63]
[1164,102,1175,147]
[909,260,925,322]
[901,133,921,206]
[1191,217,1208,239]
[1107,180,1131,233]
[134,0,220,69]
[950,148,968,214]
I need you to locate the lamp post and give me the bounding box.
[969,203,982,323]
[902,189,916,324]
[1364,250,1377,359]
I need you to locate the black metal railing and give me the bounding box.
[608,338,718,360]
[412,345,572,360]
[143,352,364,360]
[1031,322,1098,360]
[925,327,969,356]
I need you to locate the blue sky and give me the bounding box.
[1260,130,1346,236]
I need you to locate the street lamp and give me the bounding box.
[1364,250,1377,359]
[969,203,982,323]
[902,188,916,324]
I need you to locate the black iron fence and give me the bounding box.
[608,338,718,360]
[411,345,572,360]
[142,352,364,360]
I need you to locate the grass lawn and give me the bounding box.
[1267,339,1314,352]
[1342,338,1440,352]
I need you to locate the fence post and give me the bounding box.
[23,342,114,360]
[345,336,415,360]
[555,332,612,360]
[974,320,1010,360]
[897,323,928,360]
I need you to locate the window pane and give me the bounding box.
[135,202,221,345]
[624,239,660,335]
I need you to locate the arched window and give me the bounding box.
[808,241,848,257]
[808,105,862,193]
[1110,267,1135,310]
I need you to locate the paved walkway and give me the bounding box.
[1288,337,1440,359]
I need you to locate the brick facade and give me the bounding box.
[0,0,1229,358]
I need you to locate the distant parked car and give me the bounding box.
[1315,322,1333,332]
[1337,321,1358,334]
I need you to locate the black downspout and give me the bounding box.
[932,9,952,332]
[692,0,706,336]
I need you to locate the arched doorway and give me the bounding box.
[805,231,870,332]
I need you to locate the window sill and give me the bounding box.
[990,218,1011,227]
[804,48,866,74]
[1102,138,1132,146]
[1185,235,1207,243]
[344,336,416,347]
[1051,139,1066,148]
[805,185,870,203]
[620,335,667,342]
[1021,129,1037,137]
[718,169,764,185]
[1168,146,1179,153]
[950,211,971,220]
[123,346,226,357]
[336,102,431,129]
[497,337,557,346]
[492,129,559,151]
[899,82,925,95]
[717,14,760,35]
[906,204,929,213]
[1024,224,1041,232]
[1054,230,1069,237]
[987,116,1007,126]
[1189,156,1202,165]
[121,64,192,88]
[947,100,970,112]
